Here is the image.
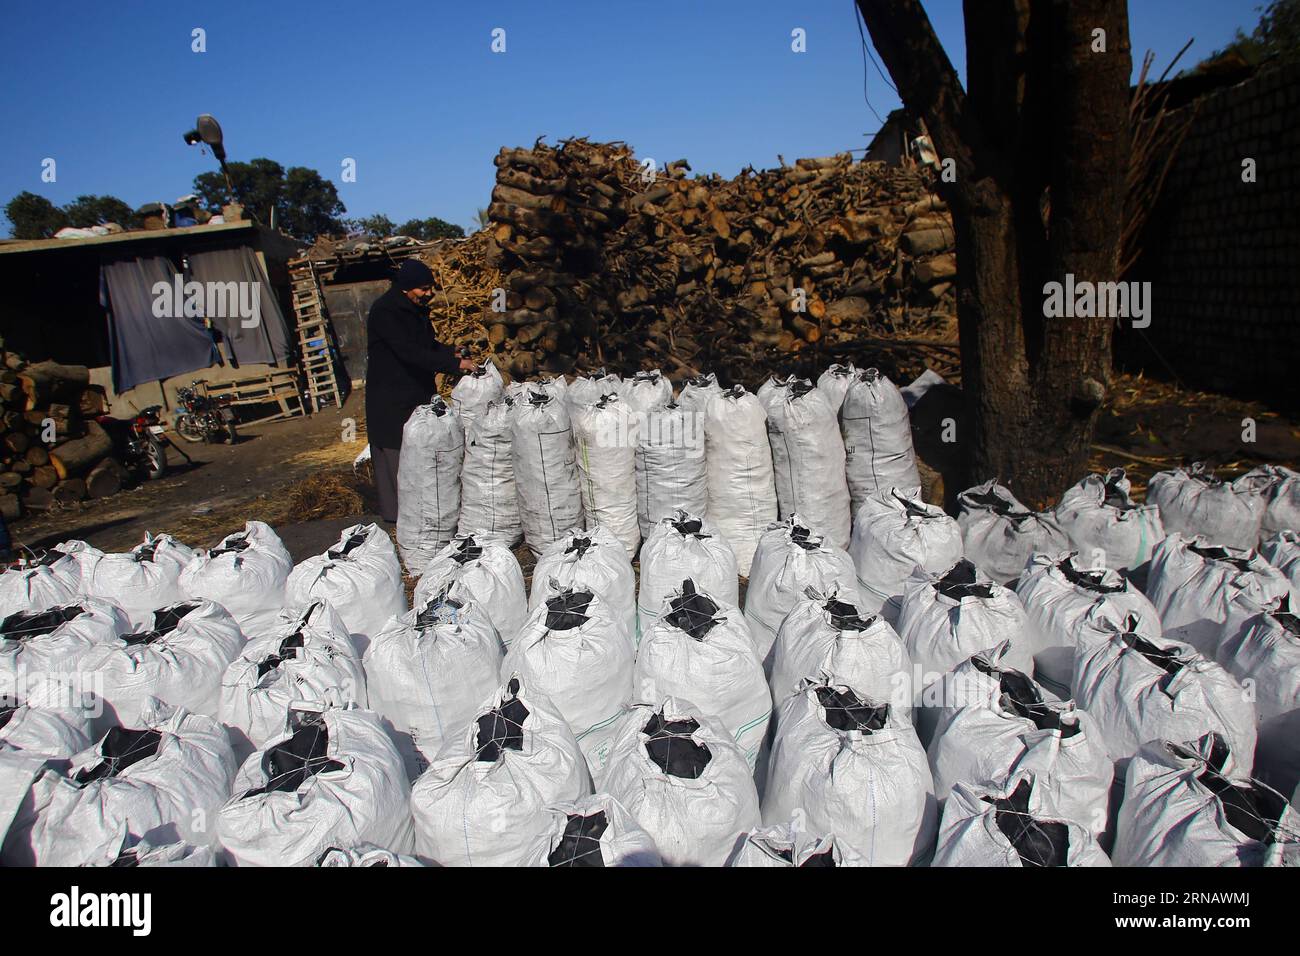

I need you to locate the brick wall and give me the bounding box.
[1120,63,1300,404]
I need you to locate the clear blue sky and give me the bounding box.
[0,0,1260,235]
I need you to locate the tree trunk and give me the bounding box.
[855,0,1131,507]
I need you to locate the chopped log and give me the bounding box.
[86,457,126,498]
[32,465,58,490]
[51,478,87,504]
[10,460,31,476]
[79,386,108,417]
[0,493,19,521]
[48,420,112,480]
[3,432,29,455]
[18,362,89,411]
[0,382,20,405]
[20,486,52,512]
[0,471,21,490]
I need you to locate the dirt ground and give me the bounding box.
[11,388,372,558]
[9,372,1300,568]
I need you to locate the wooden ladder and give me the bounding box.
[290,259,344,413]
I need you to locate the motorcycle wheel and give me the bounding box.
[144,436,167,480]
[174,414,205,443]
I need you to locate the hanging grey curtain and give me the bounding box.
[101,255,218,393]
[187,246,292,366]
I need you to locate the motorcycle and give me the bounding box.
[174,380,239,444]
[95,405,172,481]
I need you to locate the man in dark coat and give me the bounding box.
[366,258,474,523]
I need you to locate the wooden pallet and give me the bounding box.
[204,369,305,425]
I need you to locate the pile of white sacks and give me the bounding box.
[2,360,1298,868]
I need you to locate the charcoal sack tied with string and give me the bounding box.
[566,368,626,410]
[762,680,937,866]
[637,512,738,638]
[0,698,94,763]
[1260,529,1300,593]
[932,774,1111,867]
[85,598,245,729]
[895,559,1034,707]
[624,369,672,414]
[676,371,722,412]
[815,362,858,415]
[314,843,426,867]
[503,586,634,775]
[1216,600,1300,799]
[108,839,218,868]
[410,676,591,866]
[840,367,922,508]
[414,531,527,646]
[396,397,465,570]
[703,385,777,576]
[459,396,523,546]
[601,698,760,867]
[1147,462,1264,550]
[849,489,963,620]
[572,391,640,556]
[218,601,365,760]
[1073,612,1256,779]
[285,523,406,648]
[925,642,1112,837]
[1237,464,1300,541]
[756,373,794,411]
[218,706,412,867]
[635,401,710,542]
[1144,532,1293,659]
[1015,550,1162,697]
[450,358,504,440]
[364,588,504,779]
[770,587,913,714]
[521,792,662,867]
[178,521,293,634]
[3,700,235,867]
[1054,468,1165,570]
[635,580,771,770]
[956,481,1070,586]
[0,547,86,619]
[744,516,861,672]
[511,389,585,557]
[1113,734,1300,867]
[727,821,869,867]
[507,374,568,403]
[81,533,196,629]
[528,525,636,639]
[1,597,129,713]
[765,380,852,549]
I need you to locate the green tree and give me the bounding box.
[346,214,397,238]
[1204,0,1300,67]
[62,194,139,230]
[396,216,465,240]
[4,191,68,239]
[193,158,346,240]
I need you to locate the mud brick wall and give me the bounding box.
[1121,64,1300,404]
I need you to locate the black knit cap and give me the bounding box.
[394,258,434,290]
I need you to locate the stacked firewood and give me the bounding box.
[0,349,129,521]
[452,137,957,385]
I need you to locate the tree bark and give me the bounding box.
[855,0,1131,506]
